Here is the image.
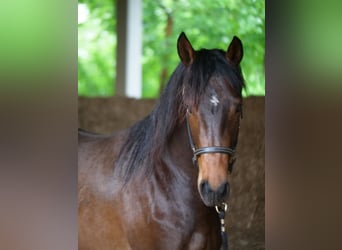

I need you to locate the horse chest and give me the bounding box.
[116,172,222,249]
[122,207,221,250]
[125,224,220,250]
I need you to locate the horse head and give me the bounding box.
[178,32,244,207]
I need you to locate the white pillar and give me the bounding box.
[116,0,142,98]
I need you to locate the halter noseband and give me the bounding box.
[185,112,236,167]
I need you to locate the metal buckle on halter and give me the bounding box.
[215,202,229,249]
[215,202,228,214]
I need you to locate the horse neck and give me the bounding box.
[158,122,202,201]
[149,121,217,223]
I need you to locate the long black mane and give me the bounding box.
[115,49,245,183]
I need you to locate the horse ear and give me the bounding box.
[226,36,243,65]
[177,32,195,66]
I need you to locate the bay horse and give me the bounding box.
[78,32,245,250]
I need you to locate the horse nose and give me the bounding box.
[217,182,229,197]
[200,181,211,195]
[200,181,229,199]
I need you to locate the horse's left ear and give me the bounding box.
[226,36,243,65]
[177,32,195,66]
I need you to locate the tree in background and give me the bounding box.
[78,0,264,98]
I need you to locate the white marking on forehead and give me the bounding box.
[210,94,220,106]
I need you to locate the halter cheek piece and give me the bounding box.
[185,112,236,170]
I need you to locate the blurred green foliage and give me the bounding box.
[78,0,264,97]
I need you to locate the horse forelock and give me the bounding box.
[182,49,245,110]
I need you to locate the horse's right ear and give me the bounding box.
[177,32,195,66]
[226,36,243,65]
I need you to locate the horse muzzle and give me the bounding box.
[199,180,230,207]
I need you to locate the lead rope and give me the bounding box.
[215,203,228,250]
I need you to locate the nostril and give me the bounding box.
[218,182,229,197]
[200,181,210,194]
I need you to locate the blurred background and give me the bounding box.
[2,0,342,250]
[78,0,265,98]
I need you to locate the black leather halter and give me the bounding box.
[185,113,236,168]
